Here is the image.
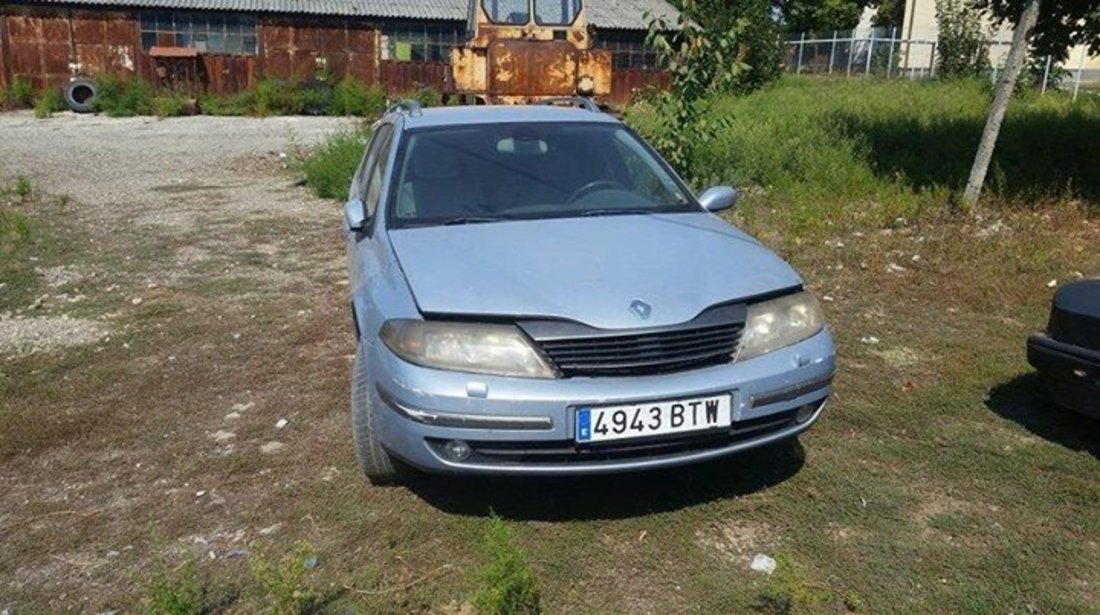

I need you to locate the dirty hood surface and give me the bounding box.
[388,213,802,330]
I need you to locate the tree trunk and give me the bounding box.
[962,0,1041,207]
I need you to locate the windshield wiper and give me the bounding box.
[441,215,510,226]
[580,208,654,217]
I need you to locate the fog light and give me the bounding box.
[442,439,472,462]
[795,404,816,424]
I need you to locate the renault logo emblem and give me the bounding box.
[630,299,652,320]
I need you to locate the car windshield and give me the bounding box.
[388,122,695,228]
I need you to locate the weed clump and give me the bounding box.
[301,130,368,200]
[472,515,540,615]
[94,75,156,116]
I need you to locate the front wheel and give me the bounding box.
[351,346,415,484]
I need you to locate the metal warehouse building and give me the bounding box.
[0,0,676,103]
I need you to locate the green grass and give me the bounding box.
[301,130,368,200]
[628,76,1100,232]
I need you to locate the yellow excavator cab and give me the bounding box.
[450,0,613,104]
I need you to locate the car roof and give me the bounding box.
[396,104,622,129]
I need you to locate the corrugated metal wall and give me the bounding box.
[0,5,665,103]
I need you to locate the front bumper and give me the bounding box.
[1027,333,1100,419]
[366,328,836,475]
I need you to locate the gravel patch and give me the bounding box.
[0,316,108,357]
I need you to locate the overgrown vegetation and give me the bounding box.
[472,515,541,615]
[301,130,368,200]
[630,77,1100,232]
[202,77,390,118]
[143,554,207,615]
[248,541,323,614]
[94,75,157,117]
[2,77,36,109]
[643,0,747,183]
[935,0,991,78]
[33,87,66,118]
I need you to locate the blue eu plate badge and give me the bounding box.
[576,408,592,442]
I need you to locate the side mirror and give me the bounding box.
[345,198,367,232]
[698,186,740,213]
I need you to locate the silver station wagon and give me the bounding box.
[343,100,835,482]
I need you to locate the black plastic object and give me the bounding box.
[1048,279,1100,352]
[64,77,98,113]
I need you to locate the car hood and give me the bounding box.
[388,213,802,330]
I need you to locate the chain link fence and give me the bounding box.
[784,27,1098,101]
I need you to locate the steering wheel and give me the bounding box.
[566,180,627,204]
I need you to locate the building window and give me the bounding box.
[139,12,258,55]
[382,22,465,63]
[596,31,661,70]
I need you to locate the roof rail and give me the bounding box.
[387,99,423,117]
[537,96,601,113]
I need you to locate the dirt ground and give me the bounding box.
[1,111,1098,614]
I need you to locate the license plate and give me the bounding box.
[575,394,732,444]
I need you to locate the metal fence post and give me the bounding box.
[829,30,838,74]
[797,32,805,74]
[1041,54,1052,94]
[846,33,855,77]
[886,27,896,78]
[865,34,874,76]
[930,41,937,78]
[1073,46,1086,101]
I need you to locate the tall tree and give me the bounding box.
[975,0,1099,61]
[671,0,784,93]
[962,0,1041,206]
[775,0,875,33]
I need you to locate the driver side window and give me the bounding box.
[358,125,395,219]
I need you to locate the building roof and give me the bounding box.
[31,0,679,30]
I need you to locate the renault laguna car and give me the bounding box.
[343,100,835,482]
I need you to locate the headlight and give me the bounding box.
[380,320,556,378]
[737,291,825,362]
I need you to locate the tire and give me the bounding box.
[351,345,414,484]
[64,77,98,113]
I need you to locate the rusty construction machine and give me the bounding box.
[449,0,613,104]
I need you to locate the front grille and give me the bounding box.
[519,304,745,377]
[425,407,805,466]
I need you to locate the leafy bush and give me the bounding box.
[251,78,301,116]
[644,0,746,183]
[396,86,442,108]
[4,78,36,109]
[472,515,540,615]
[301,130,367,200]
[94,75,155,116]
[935,0,991,78]
[153,92,191,117]
[33,86,66,118]
[329,77,387,117]
[200,92,252,116]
